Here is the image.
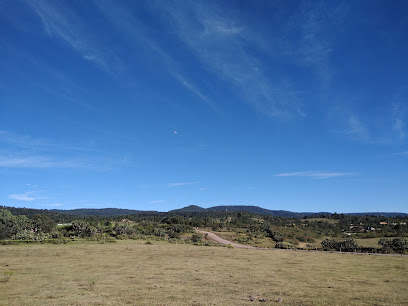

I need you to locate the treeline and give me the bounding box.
[320,237,407,253]
[2,205,408,235]
[0,209,55,240]
[0,209,192,242]
[1,207,408,253]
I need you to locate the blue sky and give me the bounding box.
[1,0,407,213]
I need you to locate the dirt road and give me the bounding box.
[195,229,407,256]
[195,229,259,249]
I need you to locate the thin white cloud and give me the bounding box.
[0,156,53,168]
[0,130,131,156]
[0,130,133,170]
[177,144,207,153]
[346,115,369,140]
[26,0,122,74]
[149,200,164,204]
[393,118,405,139]
[168,182,200,187]
[0,154,117,170]
[0,130,52,149]
[8,193,35,201]
[0,155,82,168]
[0,130,87,153]
[137,182,200,189]
[339,86,407,144]
[34,68,95,110]
[284,1,340,87]
[155,1,305,118]
[332,106,401,145]
[93,0,212,108]
[0,44,96,110]
[275,171,356,179]
[392,101,406,140]
[172,73,211,106]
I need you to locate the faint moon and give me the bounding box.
[173,130,178,135]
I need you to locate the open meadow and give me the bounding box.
[0,241,407,305]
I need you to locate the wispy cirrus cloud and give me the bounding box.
[155,1,306,118]
[171,73,212,107]
[0,155,85,168]
[33,66,95,110]
[284,1,345,87]
[137,181,200,189]
[0,130,94,153]
[0,130,88,168]
[393,117,405,139]
[8,193,36,201]
[0,130,135,170]
[93,0,213,108]
[330,81,408,145]
[275,171,356,179]
[392,90,407,140]
[8,187,62,206]
[168,182,199,187]
[0,42,96,110]
[26,0,122,74]
[346,115,370,140]
[0,153,131,171]
[331,110,389,145]
[0,130,52,149]
[393,151,408,156]
[336,86,407,144]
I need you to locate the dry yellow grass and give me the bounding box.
[355,238,382,248]
[0,241,407,305]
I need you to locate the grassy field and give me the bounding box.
[0,241,407,305]
[355,238,382,248]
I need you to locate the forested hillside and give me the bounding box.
[1,205,407,253]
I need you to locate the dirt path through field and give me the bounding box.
[195,229,408,256]
[195,229,259,249]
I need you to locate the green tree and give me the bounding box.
[32,215,56,233]
[391,238,407,253]
[190,234,202,244]
[268,230,283,242]
[71,220,92,237]
[0,209,31,239]
[379,238,407,253]
[321,238,337,250]
[340,238,358,252]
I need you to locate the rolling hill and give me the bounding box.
[2,205,407,218]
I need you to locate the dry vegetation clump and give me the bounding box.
[0,241,407,305]
[0,270,13,282]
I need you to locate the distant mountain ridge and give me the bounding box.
[51,208,155,217]
[169,205,407,218]
[1,205,407,218]
[205,205,323,218]
[170,205,207,213]
[171,205,322,218]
